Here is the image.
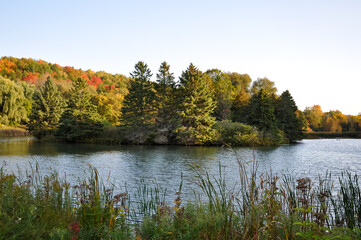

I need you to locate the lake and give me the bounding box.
[1,137,361,202]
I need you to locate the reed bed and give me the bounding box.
[0,154,361,239]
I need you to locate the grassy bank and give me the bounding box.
[0,126,30,137]
[1,158,361,239]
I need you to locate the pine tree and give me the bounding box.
[275,90,303,142]
[58,78,104,142]
[176,64,216,145]
[247,89,278,133]
[28,77,66,138]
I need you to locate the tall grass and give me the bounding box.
[1,154,361,239]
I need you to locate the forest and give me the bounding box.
[0,56,360,145]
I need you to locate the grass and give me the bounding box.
[1,154,361,239]
[0,126,30,137]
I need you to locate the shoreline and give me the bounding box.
[0,127,30,137]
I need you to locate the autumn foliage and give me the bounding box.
[0,56,128,93]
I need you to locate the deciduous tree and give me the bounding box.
[206,69,235,120]
[0,76,28,125]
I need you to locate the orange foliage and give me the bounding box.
[88,76,103,88]
[0,59,16,73]
[104,85,115,90]
[64,66,74,73]
[22,72,39,84]
[80,72,89,81]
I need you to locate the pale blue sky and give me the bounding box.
[1,0,360,114]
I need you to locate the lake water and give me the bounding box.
[1,137,361,202]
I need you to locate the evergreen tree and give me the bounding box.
[58,78,105,142]
[121,61,157,128]
[176,64,216,145]
[247,89,278,133]
[155,62,177,142]
[275,90,303,142]
[0,76,28,125]
[28,77,66,138]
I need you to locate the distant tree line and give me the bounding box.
[303,105,361,133]
[1,56,354,145]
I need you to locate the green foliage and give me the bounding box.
[228,72,252,92]
[2,160,361,239]
[121,62,158,143]
[28,77,66,138]
[18,81,36,116]
[154,61,177,142]
[0,76,29,125]
[58,78,106,142]
[247,89,278,134]
[206,69,235,120]
[213,120,260,146]
[0,165,132,240]
[304,105,324,131]
[231,86,251,123]
[251,77,277,95]
[275,90,304,142]
[176,64,216,145]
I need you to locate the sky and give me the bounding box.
[1,0,361,115]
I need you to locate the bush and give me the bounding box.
[213,120,284,146]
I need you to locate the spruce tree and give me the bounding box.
[275,90,303,142]
[155,62,177,138]
[122,61,157,127]
[58,78,104,142]
[176,63,216,145]
[121,61,157,143]
[247,89,278,133]
[28,77,66,138]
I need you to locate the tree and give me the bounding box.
[247,89,278,133]
[58,78,105,142]
[303,105,323,131]
[231,86,251,123]
[296,110,308,131]
[154,61,177,142]
[176,64,216,145]
[206,69,235,120]
[228,72,252,92]
[322,110,347,132]
[275,90,303,142]
[121,61,158,143]
[251,77,277,95]
[122,61,157,128]
[28,77,66,138]
[0,76,28,125]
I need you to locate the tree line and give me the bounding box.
[1,57,356,145]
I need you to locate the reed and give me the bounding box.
[1,155,361,239]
